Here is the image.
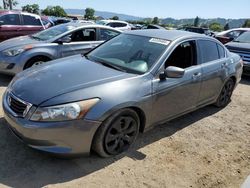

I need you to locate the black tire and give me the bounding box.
[92,109,140,158]
[24,56,51,70]
[215,78,235,108]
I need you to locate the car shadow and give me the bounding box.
[240,76,250,85]
[0,105,221,188]
[0,74,12,87]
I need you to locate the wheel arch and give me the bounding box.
[23,55,52,70]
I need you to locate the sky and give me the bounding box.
[10,0,250,19]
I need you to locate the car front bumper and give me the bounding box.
[2,94,102,157]
[0,55,23,75]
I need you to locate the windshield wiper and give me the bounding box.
[30,35,42,41]
[98,60,127,72]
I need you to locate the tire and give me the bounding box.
[92,109,140,158]
[215,78,235,108]
[24,56,51,69]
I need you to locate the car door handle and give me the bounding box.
[192,72,202,79]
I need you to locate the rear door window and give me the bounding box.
[0,14,20,25]
[22,15,41,26]
[217,44,225,58]
[198,40,219,63]
[99,29,120,41]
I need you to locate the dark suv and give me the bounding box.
[0,10,50,42]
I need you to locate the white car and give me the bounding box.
[96,20,131,31]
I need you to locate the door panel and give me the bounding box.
[59,41,102,57]
[152,65,202,123]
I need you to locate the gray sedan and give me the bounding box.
[3,30,243,157]
[0,23,121,75]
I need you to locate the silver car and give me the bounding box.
[0,23,121,75]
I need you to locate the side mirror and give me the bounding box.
[159,66,185,80]
[56,36,71,44]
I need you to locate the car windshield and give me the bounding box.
[31,24,77,41]
[86,34,169,74]
[234,32,250,43]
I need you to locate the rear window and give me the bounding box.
[23,15,41,26]
[108,22,127,28]
[198,40,219,63]
[0,14,20,25]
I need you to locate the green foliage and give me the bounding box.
[194,16,200,27]
[152,17,159,24]
[22,4,39,14]
[84,8,95,20]
[111,16,119,20]
[42,6,67,17]
[224,23,230,30]
[242,19,250,28]
[209,22,223,32]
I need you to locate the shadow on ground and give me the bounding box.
[240,76,250,85]
[0,105,221,187]
[0,74,12,87]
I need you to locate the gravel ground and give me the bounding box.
[0,74,249,188]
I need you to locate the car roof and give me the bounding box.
[99,20,128,24]
[217,28,250,36]
[124,29,209,41]
[0,10,41,18]
[63,22,122,31]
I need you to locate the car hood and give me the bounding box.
[0,36,42,51]
[226,42,250,52]
[9,55,134,105]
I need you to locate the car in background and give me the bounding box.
[0,23,121,75]
[143,24,166,30]
[179,26,214,36]
[0,10,50,42]
[2,30,242,157]
[225,31,250,76]
[96,20,131,31]
[216,28,250,44]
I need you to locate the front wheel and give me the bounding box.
[92,109,140,158]
[215,78,235,108]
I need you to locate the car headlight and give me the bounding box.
[3,48,25,57]
[30,98,100,122]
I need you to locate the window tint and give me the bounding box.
[0,14,20,25]
[199,40,219,63]
[108,22,127,28]
[165,41,197,69]
[217,44,225,58]
[99,29,120,41]
[70,28,96,42]
[23,15,41,26]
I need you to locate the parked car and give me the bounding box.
[3,30,242,157]
[216,28,250,44]
[225,31,250,76]
[143,24,166,29]
[0,10,50,42]
[0,22,121,75]
[96,20,131,31]
[179,26,214,36]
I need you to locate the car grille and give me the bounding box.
[7,92,32,117]
[228,48,250,63]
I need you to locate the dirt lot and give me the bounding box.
[0,74,249,188]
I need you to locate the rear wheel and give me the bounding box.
[215,78,235,107]
[92,109,140,158]
[24,56,51,69]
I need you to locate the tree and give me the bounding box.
[84,8,95,20]
[224,23,230,30]
[209,22,223,32]
[242,19,250,28]
[194,16,200,27]
[42,6,67,17]
[111,16,119,20]
[3,0,18,10]
[22,4,39,14]
[152,17,159,24]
